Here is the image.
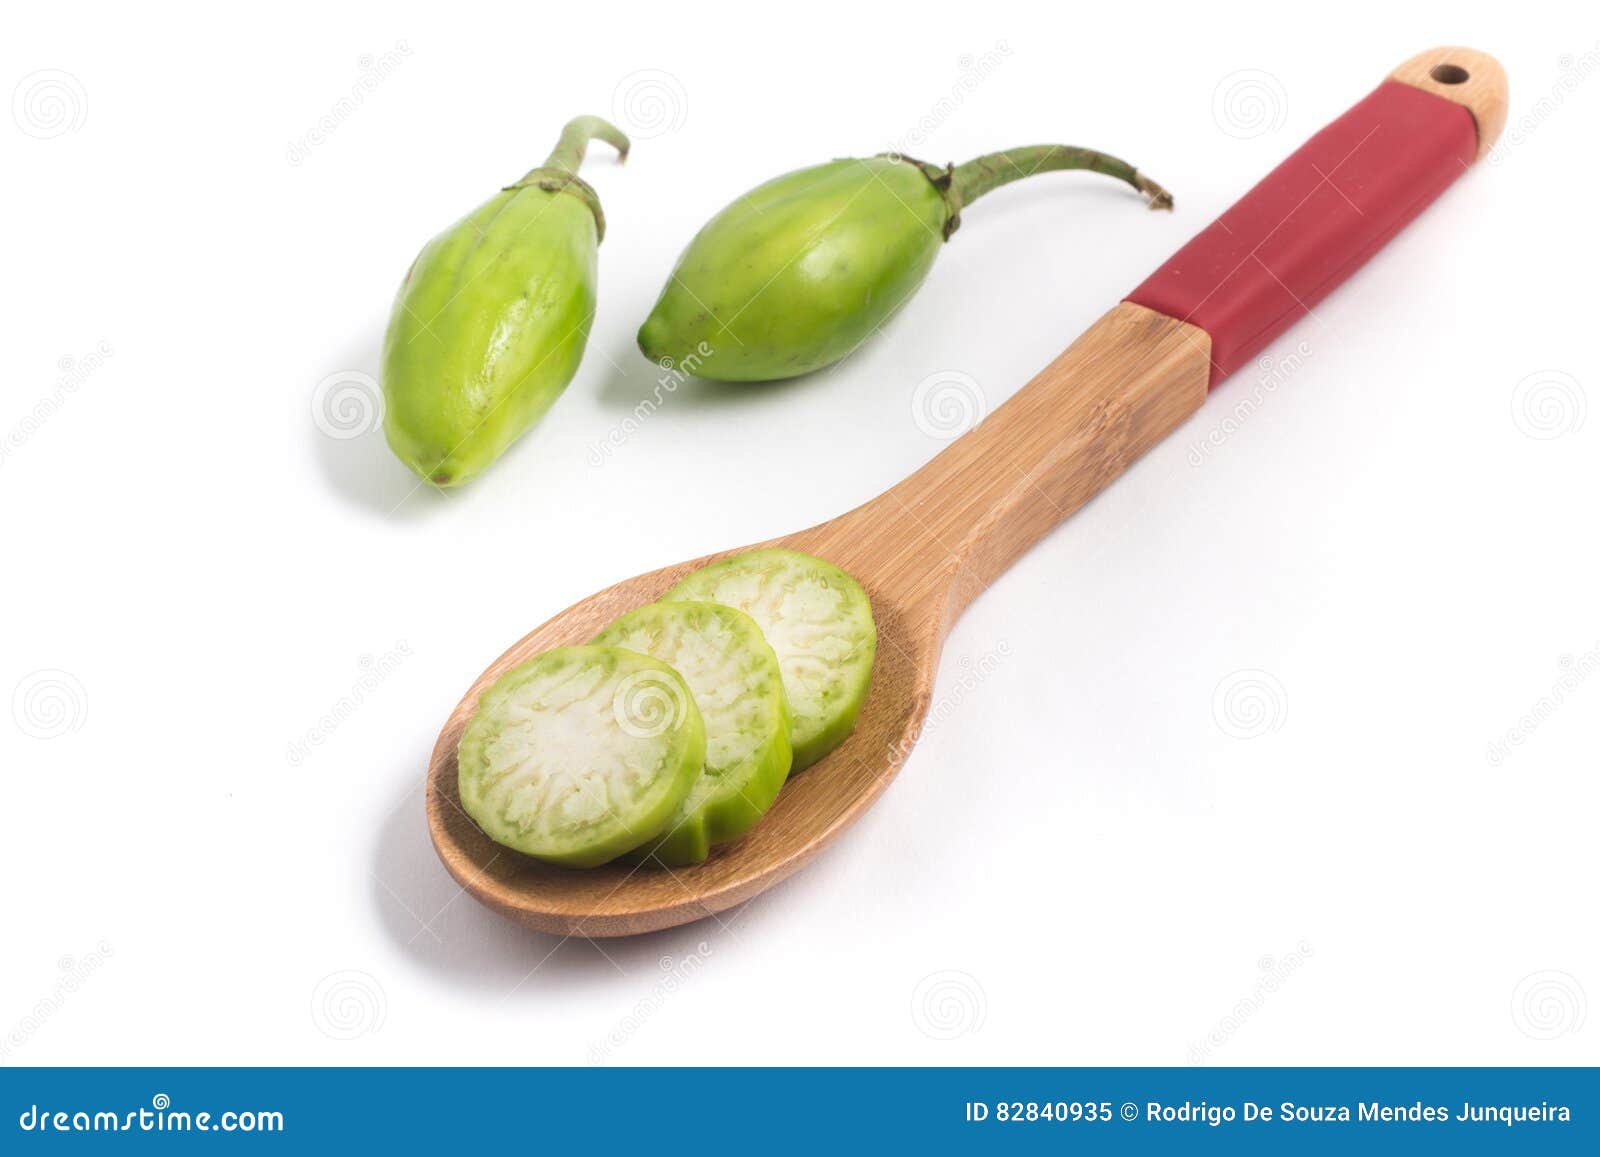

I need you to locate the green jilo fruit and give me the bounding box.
[637,145,1171,382]
[593,601,791,865]
[665,549,876,771]
[457,645,703,868]
[382,116,628,486]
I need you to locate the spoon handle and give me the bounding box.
[838,47,1507,632]
[1128,47,1506,385]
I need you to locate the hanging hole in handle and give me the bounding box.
[1430,63,1471,85]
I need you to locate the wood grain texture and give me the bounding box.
[1389,46,1508,160]
[426,303,1211,936]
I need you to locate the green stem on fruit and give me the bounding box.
[506,116,630,243]
[924,144,1172,238]
[539,115,630,176]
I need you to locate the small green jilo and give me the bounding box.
[637,145,1171,382]
[381,116,628,486]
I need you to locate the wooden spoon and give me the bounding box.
[427,48,1506,936]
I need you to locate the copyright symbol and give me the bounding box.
[1120,1102,1138,1121]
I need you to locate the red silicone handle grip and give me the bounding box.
[1126,80,1478,386]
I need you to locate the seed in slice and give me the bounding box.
[593,600,792,865]
[664,548,875,771]
[457,645,704,868]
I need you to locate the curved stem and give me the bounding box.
[507,116,631,243]
[538,115,630,177]
[948,145,1173,216]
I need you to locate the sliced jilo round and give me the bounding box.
[457,645,704,868]
[593,601,792,865]
[664,548,875,771]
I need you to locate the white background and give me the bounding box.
[3,0,1596,1067]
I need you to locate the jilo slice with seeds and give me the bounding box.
[664,548,876,770]
[594,601,792,865]
[457,645,704,868]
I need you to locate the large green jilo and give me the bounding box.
[636,146,1171,382]
[382,116,628,486]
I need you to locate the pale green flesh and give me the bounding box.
[593,601,791,864]
[456,645,703,867]
[664,549,876,770]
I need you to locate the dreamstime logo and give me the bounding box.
[888,41,1013,157]
[1490,43,1600,164]
[12,69,87,139]
[1511,971,1587,1040]
[588,343,714,466]
[310,970,387,1040]
[1,340,114,469]
[285,42,412,165]
[911,970,987,1040]
[1485,645,1600,766]
[889,640,1012,763]
[588,942,714,1064]
[1211,669,1287,739]
[612,670,690,739]
[312,370,384,439]
[1187,341,1312,466]
[912,370,987,440]
[1212,70,1288,139]
[0,941,114,1063]
[1510,370,1586,439]
[1188,942,1314,1064]
[611,69,687,139]
[12,669,88,740]
[286,642,412,765]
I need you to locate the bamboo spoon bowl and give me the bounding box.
[426,305,1211,937]
[424,545,941,939]
[426,46,1506,937]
